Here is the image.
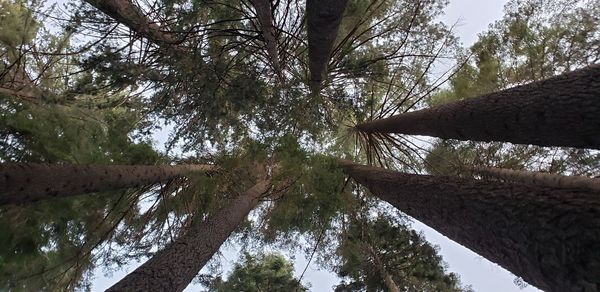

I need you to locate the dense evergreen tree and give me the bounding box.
[207,252,308,292]
[335,215,464,292]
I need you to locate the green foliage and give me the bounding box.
[3,0,597,291]
[0,191,138,291]
[335,216,465,292]
[0,97,159,164]
[0,0,39,48]
[262,154,349,241]
[425,0,600,177]
[207,252,308,292]
[451,0,600,99]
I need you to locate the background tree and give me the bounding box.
[207,252,308,292]
[335,214,464,292]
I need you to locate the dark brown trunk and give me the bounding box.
[85,0,180,46]
[307,0,349,85]
[106,180,271,292]
[250,0,282,80]
[0,163,216,205]
[355,65,600,149]
[338,160,600,292]
[470,166,600,192]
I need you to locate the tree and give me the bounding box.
[468,165,600,192]
[250,0,282,79]
[307,0,349,85]
[0,163,216,205]
[421,0,600,182]
[338,159,600,292]
[355,64,600,149]
[335,216,464,292]
[207,252,308,292]
[84,0,182,46]
[107,178,274,291]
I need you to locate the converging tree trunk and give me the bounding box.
[307,0,349,85]
[470,166,600,192]
[106,179,272,292]
[0,163,217,205]
[355,65,600,149]
[250,0,282,79]
[85,0,180,45]
[338,160,600,292]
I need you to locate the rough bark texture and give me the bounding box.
[250,0,282,79]
[339,160,600,292]
[307,0,349,84]
[355,65,600,149]
[471,166,600,192]
[106,180,271,292]
[0,163,216,205]
[85,0,179,45]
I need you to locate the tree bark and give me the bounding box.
[338,159,600,292]
[85,0,180,46]
[250,0,282,80]
[355,64,600,149]
[0,163,217,205]
[106,179,272,292]
[307,0,349,85]
[470,166,600,192]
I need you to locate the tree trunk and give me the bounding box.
[106,179,272,292]
[338,159,600,292]
[250,0,282,80]
[366,244,400,292]
[355,65,600,149]
[307,0,349,85]
[85,0,180,46]
[470,166,600,192]
[0,163,216,205]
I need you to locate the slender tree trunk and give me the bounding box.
[0,163,217,205]
[470,166,600,192]
[366,244,400,292]
[85,0,180,46]
[250,0,282,80]
[307,0,349,85]
[355,65,600,149]
[338,159,600,292]
[106,179,272,292]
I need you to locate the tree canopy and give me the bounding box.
[0,0,598,291]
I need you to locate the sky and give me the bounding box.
[92,0,543,291]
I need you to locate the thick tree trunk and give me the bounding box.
[85,0,180,45]
[0,163,216,205]
[307,0,349,85]
[355,65,600,149]
[106,180,272,292]
[470,166,600,192]
[250,0,282,80]
[338,160,600,292]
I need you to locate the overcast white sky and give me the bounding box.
[92,1,544,291]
